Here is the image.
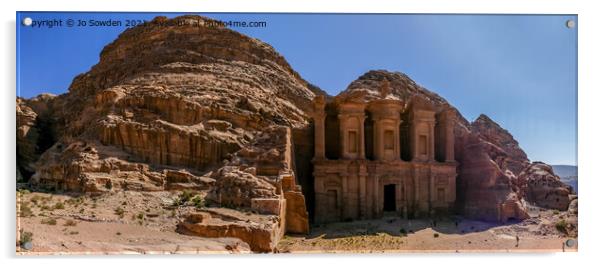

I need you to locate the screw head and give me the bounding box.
[566,20,575,29]
[22,17,32,26]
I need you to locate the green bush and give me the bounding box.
[114,207,125,218]
[18,189,31,195]
[30,195,41,205]
[53,202,65,209]
[64,219,77,227]
[41,218,57,225]
[191,196,205,209]
[555,219,568,234]
[20,203,34,217]
[179,190,194,203]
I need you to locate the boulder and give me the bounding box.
[519,162,574,210]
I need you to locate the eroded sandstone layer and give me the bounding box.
[17,15,575,253]
[19,15,314,252]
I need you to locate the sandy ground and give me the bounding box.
[16,191,250,255]
[277,214,577,253]
[16,191,577,254]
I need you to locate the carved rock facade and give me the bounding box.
[312,90,457,223]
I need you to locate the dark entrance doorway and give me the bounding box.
[325,189,339,222]
[383,184,396,212]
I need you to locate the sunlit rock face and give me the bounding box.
[20,15,314,251]
[17,14,573,254]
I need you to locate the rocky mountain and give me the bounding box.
[16,15,575,251]
[22,15,321,185]
[18,15,316,252]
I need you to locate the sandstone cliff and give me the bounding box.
[19,15,314,252]
[17,94,58,181]
[26,15,319,188]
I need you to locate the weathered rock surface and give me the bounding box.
[30,141,165,192]
[177,208,283,252]
[519,162,574,210]
[471,114,530,176]
[19,15,312,251]
[17,98,39,180]
[17,94,58,181]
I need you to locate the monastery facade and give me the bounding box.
[311,88,457,223]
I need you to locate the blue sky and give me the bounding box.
[16,12,577,165]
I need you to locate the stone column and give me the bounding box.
[445,123,454,162]
[313,95,326,160]
[373,118,382,160]
[443,111,456,162]
[338,114,347,159]
[428,167,435,214]
[373,174,379,217]
[429,122,435,161]
[359,115,366,159]
[394,119,401,160]
[341,173,348,219]
[403,174,408,219]
[409,119,417,161]
[358,163,367,219]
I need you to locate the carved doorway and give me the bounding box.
[325,189,339,222]
[383,184,396,212]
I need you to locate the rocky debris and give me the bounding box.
[208,167,277,208]
[30,141,164,192]
[568,198,578,215]
[177,208,283,252]
[519,162,574,210]
[283,190,310,234]
[164,169,215,191]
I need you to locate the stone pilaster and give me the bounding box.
[359,115,366,159]
[313,95,326,160]
[338,114,348,159]
[358,163,367,219]
[341,172,348,219]
[429,121,435,161]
